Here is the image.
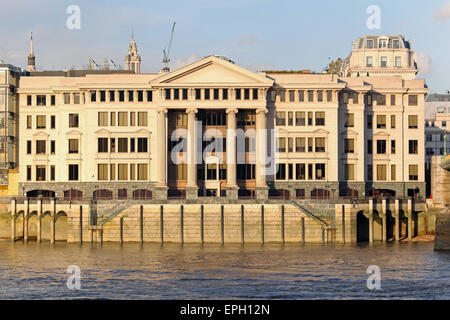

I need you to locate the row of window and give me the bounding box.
[276,111,325,126]
[367,164,418,181]
[368,114,419,129]
[98,163,149,181]
[276,163,326,180]
[366,139,418,155]
[366,56,403,68]
[26,164,77,181]
[98,111,148,127]
[165,88,259,101]
[277,137,326,153]
[98,137,148,153]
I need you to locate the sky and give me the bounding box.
[0,0,449,92]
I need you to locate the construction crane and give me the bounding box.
[162,22,176,72]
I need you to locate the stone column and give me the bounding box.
[50,198,56,244]
[10,199,16,242]
[155,108,168,200]
[186,108,198,199]
[37,199,42,243]
[255,108,268,200]
[408,198,413,239]
[24,198,29,242]
[381,199,387,242]
[369,198,374,243]
[226,108,238,199]
[394,199,400,241]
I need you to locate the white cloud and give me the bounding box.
[234,34,259,46]
[434,2,450,21]
[171,53,202,71]
[415,52,432,75]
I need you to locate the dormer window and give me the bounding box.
[379,39,387,48]
[366,39,374,49]
[393,39,400,49]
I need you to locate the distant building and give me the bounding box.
[425,93,450,197]
[124,33,141,74]
[341,35,418,80]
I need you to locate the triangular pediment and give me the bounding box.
[150,56,274,87]
[95,129,111,135]
[373,131,390,137]
[136,128,151,134]
[33,132,49,138]
[66,130,82,136]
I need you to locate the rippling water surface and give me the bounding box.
[0,242,449,299]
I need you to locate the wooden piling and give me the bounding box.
[180,205,184,245]
[140,205,144,244]
[281,205,285,244]
[200,205,204,245]
[301,217,305,244]
[221,205,224,245]
[261,205,265,244]
[241,205,245,245]
[160,205,164,244]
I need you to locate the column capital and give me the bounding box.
[186,108,198,114]
[157,107,168,114]
[226,108,238,114]
[256,108,268,114]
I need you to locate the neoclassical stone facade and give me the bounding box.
[17,45,427,201]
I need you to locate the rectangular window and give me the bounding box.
[352,92,359,104]
[244,88,250,100]
[408,95,418,106]
[409,140,418,154]
[137,164,148,180]
[315,112,325,126]
[100,90,106,102]
[308,164,313,180]
[138,112,148,126]
[296,164,306,180]
[295,112,305,126]
[27,95,32,106]
[288,137,293,153]
[118,112,128,126]
[295,137,305,152]
[110,138,115,153]
[172,89,178,100]
[50,165,55,181]
[137,90,143,102]
[36,115,46,129]
[36,165,46,181]
[408,115,418,128]
[308,138,313,152]
[327,90,332,102]
[98,112,108,126]
[279,91,285,102]
[317,90,323,102]
[69,139,78,154]
[195,89,201,100]
[182,89,188,100]
[36,140,46,154]
[51,115,56,129]
[51,140,55,154]
[98,164,108,180]
[344,113,354,127]
[68,164,79,181]
[367,39,374,48]
[130,164,136,180]
[308,90,314,102]
[118,138,128,153]
[315,163,325,180]
[277,137,286,153]
[213,88,219,100]
[380,56,387,67]
[91,91,97,102]
[128,91,134,102]
[377,140,386,154]
[37,95,46,106]
[110,164,115,180]
[222,89,228,100]
[235,89,241,100]
[98,138,108,153]
[391,95,396,106]
[315,137,325,152]
[130,112,136,126]
[109,91,115,102]
[118,164,128,180]
[27,115,32,129]
[288,112,293,126]
[27,140,31,154]
[51,95,55,106]
[377,165,387,181]
[138,138,148,152]
[391,115,396,128]
[395,56,401,67]
[298,90,304,102]
[344,139,354,153]
[393,39,400,49]
[391,165,396,181]
[73,93,80,104]
[366,56,373,67]
[118,91,124,102]
[344,164,355,181]
[27,166,32,181]
[307,112,313,126]
[147,90,153,102]
[276,163,286,180]
[409,164,418,181]
[204,89,210,100]
[69,113,79,128]
[110,112,116,126]
[130,138,135,152]
[64,93,70,104]
[276,112,286,126]
[391,140,396,154]
[377,115,386,128]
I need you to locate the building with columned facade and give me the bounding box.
[15,35,428,201]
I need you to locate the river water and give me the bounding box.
[0,242,449,299]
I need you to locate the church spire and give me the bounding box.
[125,31,141,74]
[27,32,36,72]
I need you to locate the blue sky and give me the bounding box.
[0,0,449,92]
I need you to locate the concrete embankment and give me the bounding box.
[434,209,450,250]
